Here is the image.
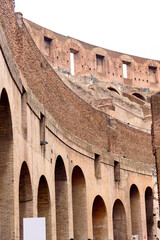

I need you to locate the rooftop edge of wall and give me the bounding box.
[24,17,160,64]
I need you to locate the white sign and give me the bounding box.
[23,218,46,240]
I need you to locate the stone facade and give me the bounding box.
[0,0,159,240]
[24,19,160,92]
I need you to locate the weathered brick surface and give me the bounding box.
[25,19,160,91]
[151,94,160,211]
[112,121,154,165]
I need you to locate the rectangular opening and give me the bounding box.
[40,113,45,142]
[149,66,157,83]
[40,113,46,155]
[96,54,104,73]
[123,61,131,79]
[123,63,127,78]
[21,89,27,140]
[114,161,120,182]
[44,36,52,56]
[94,154,101,179]
[70,52,75,75]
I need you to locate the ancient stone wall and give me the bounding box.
[0,1,159,239]
[151,93,160,210]
[24,19,160,91]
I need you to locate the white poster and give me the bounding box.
[23,218,46,240]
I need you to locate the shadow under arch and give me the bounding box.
[38,175,52,240]
[92,195,108,240]
[0,88,14,239]
[145,186,153,240]
[72,165,88,240]
[55,155,69,240]
[132,92,146,101]
[130,184,142,238]
[108,87,120,95]
[19,161,33,240]
[112,199,127,240]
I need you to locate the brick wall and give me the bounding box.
[25,19,160,91]
[151,93,160,209]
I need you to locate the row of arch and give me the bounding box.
[0,89,153,239]
[107,86,146,101]
[19,159,154,240]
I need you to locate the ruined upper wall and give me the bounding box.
[25,18,160,92]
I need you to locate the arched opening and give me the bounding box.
[0,89,14,239]
[38,176,51,240]
[130,184,142,238]
[132,93,145,101]
[145,187,153,240]
[108,87,120,95]
[113,199,127,240]
[55,156,69,240]
[92,195,108,240]
[19,162,33,240]
[72,166,88,240]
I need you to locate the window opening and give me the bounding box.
[70,52,75,75]
[148,66,157,83]
[44,36,52,56]
[123,61,131,78]
[96,54,104,73]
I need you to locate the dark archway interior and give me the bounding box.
[113,199,127,240]
[55,156,69,240]
[132,93,145,101]
[130,184,142,238]
[19,162,33,240]
[145,187,153,240]
[92,195,108,240]
[38,176,51,240]
[0,89,14,239]
[72,166,88,240]
[108,87,120,95]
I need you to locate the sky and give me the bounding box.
[15,0,160,61]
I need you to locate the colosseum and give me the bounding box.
[0,0,160,240]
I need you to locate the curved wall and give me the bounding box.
[25,19,160,91]
[0,1,159,239]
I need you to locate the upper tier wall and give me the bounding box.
[25,18,160,92]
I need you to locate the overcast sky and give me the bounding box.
[15,0,160,61]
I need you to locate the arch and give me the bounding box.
[0,88,14,239]
[145,187,153,240]
[130,184,142,238]
[132,92,146,101]
[19,161,33,240]
[92,47,107,57]
[108,87,120,95]
[55,155,69,240]
[92,195,108,240]
[72,166,88,240]
[66,38,84,50]
[38,176,52,240]
[120,54,134,63]
[113,199,127,240]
